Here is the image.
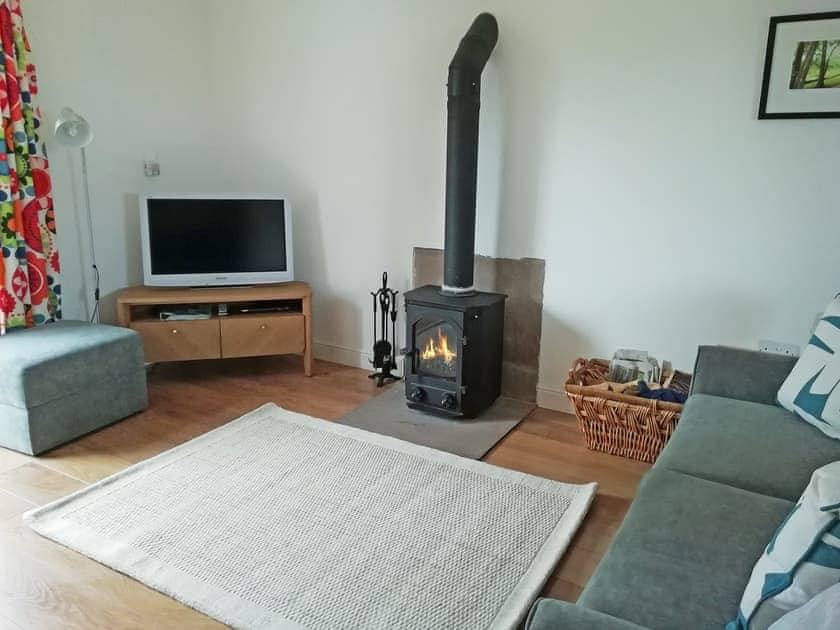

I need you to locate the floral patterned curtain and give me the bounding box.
[0,0,60,329]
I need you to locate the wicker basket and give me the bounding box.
[565,358,684,463]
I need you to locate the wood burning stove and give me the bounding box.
[403,14,506,418]
[404,286,504,418]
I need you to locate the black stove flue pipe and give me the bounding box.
[442,13,498,295]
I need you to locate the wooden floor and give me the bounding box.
[0,357,649,629]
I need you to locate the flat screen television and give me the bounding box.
[140,194,293,287]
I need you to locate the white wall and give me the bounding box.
[26,1,840,409]
[26,0,221,322]
[204,0,840,407]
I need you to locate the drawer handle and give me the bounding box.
[259,324,268,330]
[171,329,179,335]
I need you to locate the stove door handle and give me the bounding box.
[400,347,419,371]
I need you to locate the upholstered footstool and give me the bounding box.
[0,321,148,455]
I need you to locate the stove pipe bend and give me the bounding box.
[441,13,498,296]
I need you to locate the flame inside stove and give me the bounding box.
[421,327,457,365]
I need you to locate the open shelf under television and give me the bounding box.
[116,282,313,375]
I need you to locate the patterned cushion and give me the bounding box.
[778,296,840,439]
[767,582,840,630]
[728,462,840,629]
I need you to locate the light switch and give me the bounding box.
[143,153,160,178]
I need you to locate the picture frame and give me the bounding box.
[758,11,840,119]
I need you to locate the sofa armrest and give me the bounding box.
[525,599,649,630]
[690,346,797,406]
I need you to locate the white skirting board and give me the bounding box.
[312,341,373,370]
[536,384,573,414]
[313,340,405,377]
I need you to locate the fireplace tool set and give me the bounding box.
[369,272,400,387]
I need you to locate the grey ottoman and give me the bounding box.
[0,321,148,455]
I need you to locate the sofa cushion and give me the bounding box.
[777,296,840,439]
[578,468,793,630]
[655,394,840,501]
[0,321,145,408]
[526,598,648,630]
[765,582,840,630]
[691,346,796,407]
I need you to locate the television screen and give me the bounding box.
[145,197,289,281]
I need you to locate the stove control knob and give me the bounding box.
[441,393,457,410]
[409,387,425,402]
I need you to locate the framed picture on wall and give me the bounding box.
[759,11,840,119]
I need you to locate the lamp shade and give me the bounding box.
[54,107,93,148]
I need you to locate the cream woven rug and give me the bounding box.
[26,403,596,630]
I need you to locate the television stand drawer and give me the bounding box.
[132,319,221,362]
[221,314,305,359]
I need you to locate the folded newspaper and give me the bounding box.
[607,349,662,384]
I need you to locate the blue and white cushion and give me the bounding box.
[778,296,840,439]
[767,582,840,630]
[728,461,840,629]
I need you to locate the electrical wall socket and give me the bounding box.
[758,339,800,357]
[143,159,160,178]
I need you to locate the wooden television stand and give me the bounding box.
[117,282,313,376]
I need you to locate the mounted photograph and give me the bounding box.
[759,11,840,118]
[790,39,840,89]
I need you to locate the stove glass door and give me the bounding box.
[413,318,459,380]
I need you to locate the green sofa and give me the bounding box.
[526,346,840,630]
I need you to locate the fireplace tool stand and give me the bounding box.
[369,272,401,387]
